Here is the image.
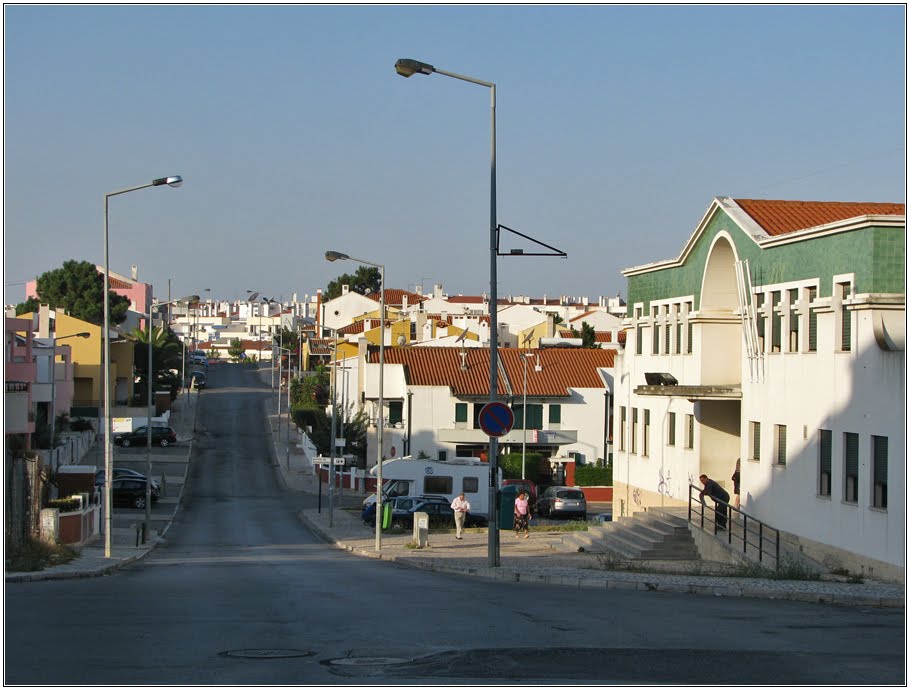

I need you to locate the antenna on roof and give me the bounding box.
[521,331,534,347]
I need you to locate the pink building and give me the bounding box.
[5,316,38,447]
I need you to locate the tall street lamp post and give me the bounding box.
[103,175,182,558]
[46,332,91,471]
[394,58,500,566]
[145,294,198,542]
[326,250,384,552]
[521,352,538,480]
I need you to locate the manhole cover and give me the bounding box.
[328,656,413,667]
[220,649,314,659]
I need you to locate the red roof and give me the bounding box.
[367,347,614,397]
[734,199,905,237]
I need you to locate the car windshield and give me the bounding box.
[556,490,585,500]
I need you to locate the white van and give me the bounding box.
[367,456,500,516]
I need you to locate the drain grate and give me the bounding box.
[327,656,413,667]
[220,649,314,659]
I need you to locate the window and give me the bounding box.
[844,432,859,503]
[636,323,643,355]
[771,292,782,353]
[548,405,561,425]
[643,409,651,457]
[685,413,694,449]
[631,408,638,454]
[424,476,453,495]
[750,421,761,461]
[526,404,544,430]
[664,308,671,355]
[674,305,683,355]
[686,302,693,354]
[839,283,852,351]
[455,402,468,424]
[667,411,676,446]
[818,429,832,497]
[872,436,888,509]
[619,407,627,451]
[756,294,766,352]
[788,289,799,352]
[652,306,659,355]
[437,450,447,462]
[807,286,818,352]
[775,424,787,465]
[463,477,479,494]
[388,401,403,426]
[473,403,485,429]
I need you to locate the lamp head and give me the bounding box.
[395,58,434,78]
[325,251,349,262]
[152,175,183,188]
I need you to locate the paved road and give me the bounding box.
[4,363,905,685]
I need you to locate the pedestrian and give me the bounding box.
[514,491,531,539]
[731,458,741,510]
[450,491,470,540]
[698,474,730,532]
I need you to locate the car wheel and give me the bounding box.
[159,438,169,447]
[122,438,131,448]
[133,496,145,509]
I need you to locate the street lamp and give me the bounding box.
[103,174,182,558]
[395,58,500,566]
[326,250,385,552]
[521,352,539,480]
[45,332,90,471]
[145,294,198,542]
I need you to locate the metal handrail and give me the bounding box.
[687,483,779,569]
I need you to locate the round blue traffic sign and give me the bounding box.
[479,401,514,437]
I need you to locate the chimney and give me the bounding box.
[131,265,138,281]
[342,284,350,295]
[434,283,443,299]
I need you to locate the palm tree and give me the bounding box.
[132,326,183,401]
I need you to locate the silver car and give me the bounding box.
[537,486,587,519]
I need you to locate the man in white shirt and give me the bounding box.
[450,492,471,540]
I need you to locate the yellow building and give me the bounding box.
[21,308,135,416]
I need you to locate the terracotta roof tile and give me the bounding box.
[368,347,613,397]
[734,199,905,236]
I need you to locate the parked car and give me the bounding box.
[503,478,538,506]
[95,467,161,493]
[361,496,425,525]
[402,497,487,529]
[111,477,160,509]
[537,486,587,519]
[190,371,207,388]
[113,425,177,448]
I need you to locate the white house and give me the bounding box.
[612,197,905,581]
[351,345,615,479]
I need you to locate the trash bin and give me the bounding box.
[381,502,393,530]
[499,484,519,530]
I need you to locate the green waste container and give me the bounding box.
[499,484,519,530]
[382,502,393,530]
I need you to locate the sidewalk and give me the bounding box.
[6,389,201,583]
[9,378,904,610]
[265,406,904,609]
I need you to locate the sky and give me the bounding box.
[3,4,906,308]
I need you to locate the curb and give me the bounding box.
[295,512,903,608]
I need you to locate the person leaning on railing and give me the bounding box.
[698,474,730,532]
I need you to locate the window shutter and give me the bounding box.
[873,436,888,485]
[548,404,561,424]
[751,421,761,460]
[845,432,859,502]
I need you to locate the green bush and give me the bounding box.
[70,418,93,432]
[47,497,82,512]
[574,464,612,486]
[500,452,544,483]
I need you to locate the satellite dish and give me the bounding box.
[397,334,406,346]
[521,331,534,346]
[455,326,470,344]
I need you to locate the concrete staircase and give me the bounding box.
[558,507,699,560]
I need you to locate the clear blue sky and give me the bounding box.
[4,4,906,307]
